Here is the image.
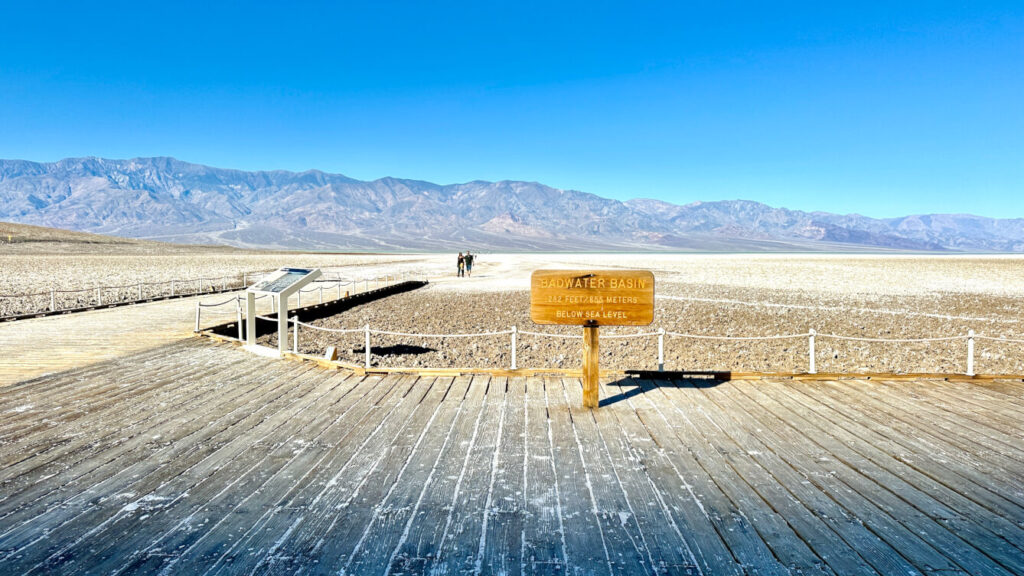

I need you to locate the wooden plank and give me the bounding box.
[0,344,215,468]
[0,340,194,412]
[364,375,477,575]
[559,377,654,574]
[238,375,438,573]
[685,382,910,575]
[906,378,1024,423]
[520,373,568,574]
[0,343,277,487]
[730,380,1012,576]
[182,376,454,575]
[480,376,526,576]
[543,375,612,575]
[423,376,508,575]
[0,288,278,387]
[647,381,832,574]
[0,354,316,544]
[171,371,389,573]
[626,380,792,576]
[92,368,366,575]
[596,377,741,575]
[7,326,1024,576]
[0,349,301,527]
[776,379,1024,555]
[386,375,489,574]
[810,379,1024,499]
[882,377,1024,436]
[202,372,421,573]
[868,379,1024,450]
[0,340,222,445]
[341,376,472,574]
[971,379,1024,398]
[1,360,335,573]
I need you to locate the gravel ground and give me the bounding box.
[261,255,1024,374]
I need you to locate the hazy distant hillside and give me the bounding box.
[0,221,252,255]
[2,157,1022,252]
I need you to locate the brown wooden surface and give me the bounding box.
[530,269,654,326]
[2,338,1023,575]
[582,325,599,408]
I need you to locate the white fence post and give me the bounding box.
[199,278,204,294]
[511,326,518,370]
[97,287,102,306]
[50,289,56,312]
[319,286,324,304]
[194,303,201,332]
[237,304,244,341]
[243,272,247,287]
[171,279,175,296]
[338,283,342,300]
[658,328,665,371]
[967,330,975,376]
[138,282,142,301]
[808,329,816,374]
[364,324,371,369]
[293,317,299,354]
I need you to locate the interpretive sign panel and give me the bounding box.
[244,267,322,355]
[530,269,655,326]
[249,268,317,294]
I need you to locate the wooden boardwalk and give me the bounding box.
[0,290,274,387]
[1,339,1022,575]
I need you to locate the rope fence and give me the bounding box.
[0,264,428,321]
[193,271,427,339]
[181,269,1021,376]
[2,268,430,319]
[0,269,280,318]
[203,305,1022,375]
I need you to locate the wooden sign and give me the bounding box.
[530,270,655,326]
[531,269,655,409]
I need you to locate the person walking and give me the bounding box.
[464,251,474,277]
[457,252,465,277]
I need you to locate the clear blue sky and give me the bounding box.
[1,1,1021,218]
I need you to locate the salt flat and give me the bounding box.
[4,253,1023,382]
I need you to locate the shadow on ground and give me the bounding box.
[601,372,731,407]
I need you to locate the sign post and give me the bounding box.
[530,270,655,409]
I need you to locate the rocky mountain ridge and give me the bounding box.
[1,157,1021,251]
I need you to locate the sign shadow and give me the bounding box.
[600,372,732,408]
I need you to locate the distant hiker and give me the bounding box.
[457,252,465,277]
[464,251,474,277]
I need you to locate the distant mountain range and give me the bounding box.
[1,157,1021,252]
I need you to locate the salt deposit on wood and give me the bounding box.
[1,340,1022,574]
